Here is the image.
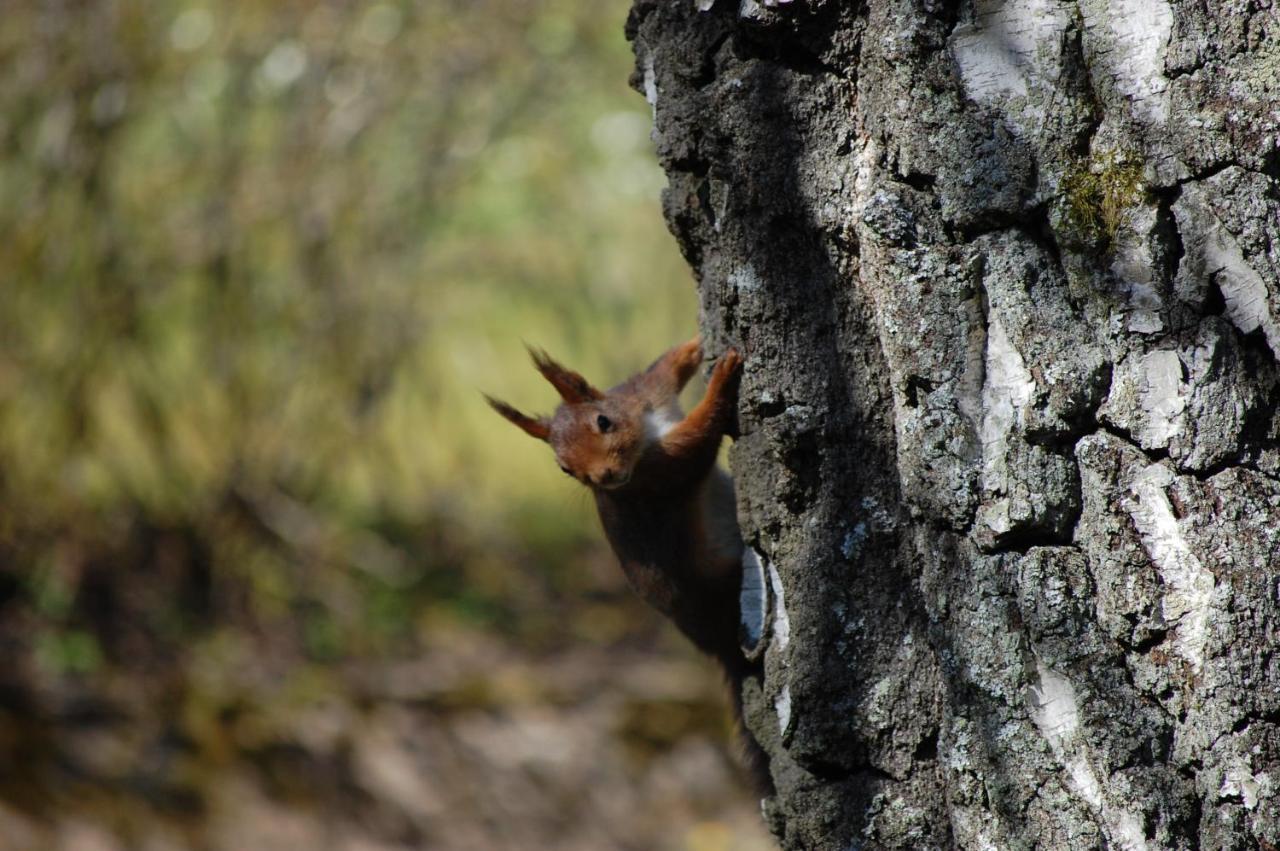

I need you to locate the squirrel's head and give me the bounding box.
[486,348,647,490]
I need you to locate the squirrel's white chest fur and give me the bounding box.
[643,406,681,442]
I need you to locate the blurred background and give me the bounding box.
[0,2,773,849]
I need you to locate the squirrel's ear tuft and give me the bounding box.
[485,395,551,441]
[526,346,604,403]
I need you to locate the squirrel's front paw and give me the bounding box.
[714,348,743,379]
[673,337,704,372]
[711,349,743,438]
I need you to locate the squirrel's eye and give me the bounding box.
[596,414,613,433]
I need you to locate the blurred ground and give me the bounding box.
[0,2,774,848]
[0,634,773,851]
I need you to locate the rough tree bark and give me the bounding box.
[627,1,1280,848]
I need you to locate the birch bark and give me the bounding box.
[629,1,1280,847]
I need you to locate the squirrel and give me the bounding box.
[486,338,771,793]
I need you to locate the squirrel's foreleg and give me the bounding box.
[659,349,742,468]
[633,336,704,403]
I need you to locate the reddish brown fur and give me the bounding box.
[486,339,771,793]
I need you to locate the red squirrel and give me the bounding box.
[486,338,770,792]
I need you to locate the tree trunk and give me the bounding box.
[627,1,1280,847]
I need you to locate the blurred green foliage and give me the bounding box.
[0,0,695,674]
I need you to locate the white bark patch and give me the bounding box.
[1080,0,1173,124]
[852,137,882,219]
[1113,812,1152,851]
[1220,761,1263,810]
[1028,662,1081,743]
[1213,240,1277,353]
[765,558,793,737]
[774,684,792,734]
[1172,183,1280,356]
[982,498,1013,535]
[729,264,762,294]
[1176,186,1280,358]
[1136,350,1186,446]
[1124,463,1214,672]
[768,560,790,652]
[1065,754,1104,808]
[1028,662,1151,851]
[641,54,658,118]
[951,13,1029,101]
[739,548,768,653]
[980,315,1036,494]
[950,0,1070,102]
